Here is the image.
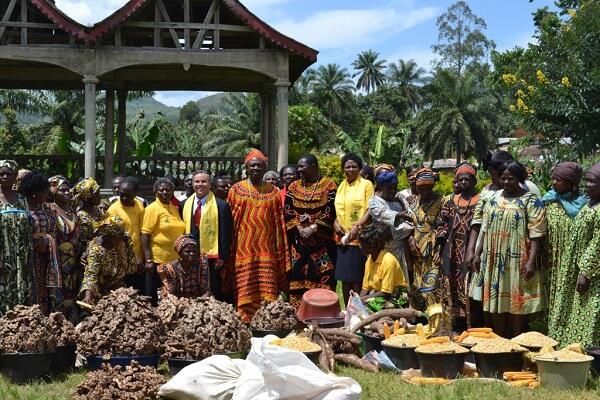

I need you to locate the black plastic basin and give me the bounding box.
[473,351,526,378]
[51,344,76,375]
[86,354,160,371]
[0,352,54,384]
[416,351,467,379]
[251,328,293,338]
[361,333,383,354]
[586,347,600,376]
[382,344,420,370]
[168,358,200,375]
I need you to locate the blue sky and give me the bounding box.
[56,0,556,106]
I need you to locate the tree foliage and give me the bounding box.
[352,50,387,93]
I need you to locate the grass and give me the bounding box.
[0,368,599,400]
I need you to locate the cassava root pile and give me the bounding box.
[158,295,251,360]
[77,288,163,356]
[250,299,298,331]
[47,312,77,346]
[71,361,166,400]
[0,305,56,353]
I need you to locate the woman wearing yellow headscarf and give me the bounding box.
[73,178,103,247]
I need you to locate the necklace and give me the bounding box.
[456,193,477,215]
[247,178,264,194]
[301,177,321,202]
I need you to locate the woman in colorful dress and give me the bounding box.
[284,154,337,308]
[0,160,31,313]
[473,161,546,338]
[228,150,289,322]
[368,166,413,287]
[79,216,137,305]
[157,235,210,299]
[543,162,587,343]
[436,162,480,330]
[72,178,103,246]
[406,168,445,311]
[20,171,61,315]
[558,163,600,347]
[334,153,374,306]
[49,176,82,322]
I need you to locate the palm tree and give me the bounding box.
[311,64,354,123]
[415,68,496,161]
[0,89,47,114]
[387,59,427,112]
[352,50,387,93]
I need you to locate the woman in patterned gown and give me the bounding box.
[473,161,546,338]
[0,160,31,313]
[436,162,480,330]
[20,171,62,315]
[407,168,445,311]
[559,163,600,347]
[227,150,290,322]
[72,178,103,247]
[542,162,587,344]
[284,154,337,308]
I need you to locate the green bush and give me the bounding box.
[318,155,344,184]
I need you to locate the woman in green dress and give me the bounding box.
[0,160,31,313]
[559,163,600,347]
[473,161,546,338]
[542,162,587,343]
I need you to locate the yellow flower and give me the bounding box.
[519,79,528,86]
[567,9,577,18]
[527,85,535,93]
[509,105,516,112]
[502,73,518,86]
[517,89,526,98]
[517,98,526,110]
[536,70,548,84]
[561,76,571,87]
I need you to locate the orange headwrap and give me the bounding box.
[245,149,268,164]
[415,168,436,187]
[455,162,477,177]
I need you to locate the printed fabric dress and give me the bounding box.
[157,257,210,299]
[545,201,577,343]
[227,180,290,322]
[0,196,31,313]
[479,191,546,315]
[436,193,480,320]
[29,203,62,315]
[284,177,337,308]
[407,194,445,310]
[560,205,600,347]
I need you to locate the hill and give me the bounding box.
[195,92,232,114]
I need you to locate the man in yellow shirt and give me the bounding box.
[107,177,145,292]
[359,224,407,302]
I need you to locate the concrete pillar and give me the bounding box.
[274,80,290,170]
[83,75,99,178]
[260,91,270,156]
[268,88,277,171]
[117,91,127,174]
[104,89,115,187]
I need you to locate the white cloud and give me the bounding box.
[55,0,128,26]
[154,91,216,107]
[384,48,437,72]
[273,5,439,51]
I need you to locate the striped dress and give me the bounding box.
[227,180,290,322]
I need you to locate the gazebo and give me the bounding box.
[0,0,317,185]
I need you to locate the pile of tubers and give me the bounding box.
[77,288,163,357]
[47,312,77,347]
[0,305,57,353]
[157,295,251,360]
[250,299,298,331]
[72,361,166,400]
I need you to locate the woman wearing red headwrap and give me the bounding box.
[556,163,600,347]
[406,168,445,310]
[227,150,290,322]
[436,162,480,330]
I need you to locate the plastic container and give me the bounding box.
[535,356,593,389]
[304,350,322,366]
[86,354,160,371]
[251,328,293,338]
[416,351,467,379]
[0,352,54,383]
[302,317,345,329]
[381,344,420,370]
[586,347,600,376]
[297,289,341,321]
[168,358,199,375]
[472,351,526,378]
[51,344,77,375]
[360,333,383,354]
[459,343,475,364]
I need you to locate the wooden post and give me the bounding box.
[154,2,161,47]
[213,3,220,49]
[104,89,115,187]
[117,91,127,174]
[83,75,99,178]
[20,0,26,45]
[274,80,290,170]
[183,0,190,49]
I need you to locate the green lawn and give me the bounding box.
[1,368,599,400]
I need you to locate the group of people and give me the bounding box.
[0,149,599,347]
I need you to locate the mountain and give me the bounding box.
[195,93,232,114]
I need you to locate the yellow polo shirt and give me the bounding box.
[141,199,185,264]
[107,199,145,262]
[362,250,406,294]
[334,176,374,245]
